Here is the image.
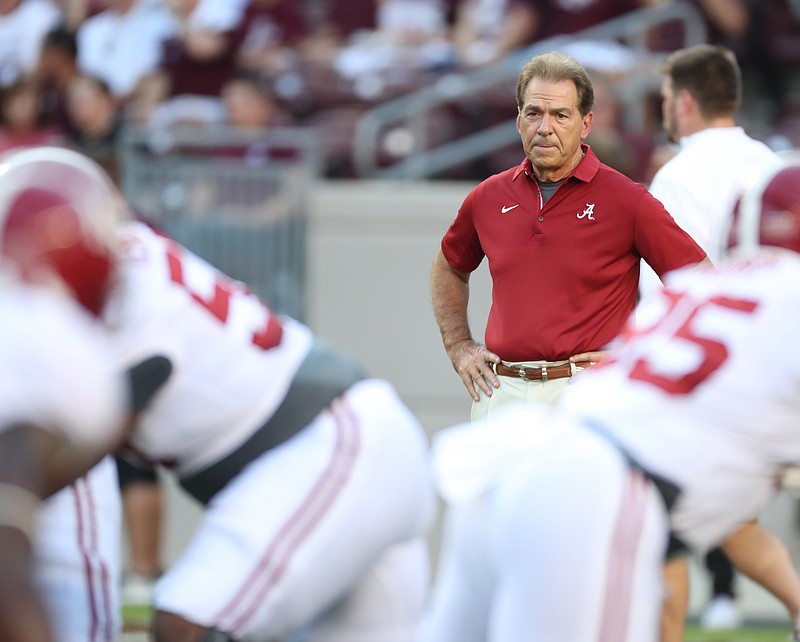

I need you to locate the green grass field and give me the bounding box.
[122,605,152,632]
[122,607,792,640]
[684,625,791,641]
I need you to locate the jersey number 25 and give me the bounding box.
[625,290,758,394]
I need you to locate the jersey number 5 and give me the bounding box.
[165,240,283,350]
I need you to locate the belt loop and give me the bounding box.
[540,366,548,382]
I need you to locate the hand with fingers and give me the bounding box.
[569,350,614,371]
[448,339,501,402]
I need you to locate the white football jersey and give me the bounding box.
[561,251,800,551]
[104,221,314,475]
[0,281,126,451]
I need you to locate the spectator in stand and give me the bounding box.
[526,0,659,75]
[0,78,64,153]
[76,0,175,101]
[34,27,81,137]
[130,0,248,125]
[222,69,293,130]
[526,0,643,42]
[449,0,538,68]
[646,0,751,57]
[585,69,654,183]
[0,0,62,88]
[64,75,122,183]
[452,0,655,71]
[749,0,800,128]
[332,0,454,80]
[303,0,376,67]
[234,0,310,77]
[54,0,106,30]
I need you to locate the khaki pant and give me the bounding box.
[470,361,574,424]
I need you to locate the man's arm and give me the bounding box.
[430,248,499,401]
[0,426,57,642]
[43,355,173,496]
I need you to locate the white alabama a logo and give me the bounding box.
[577,203,596,220]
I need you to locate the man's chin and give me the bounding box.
[529,154,559,168]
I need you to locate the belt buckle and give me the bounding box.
[518,365,547,382]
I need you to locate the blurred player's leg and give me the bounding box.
[154,380,432,642]
[417,500,494,642]
[489,427,668,642]
[117,455,163,607]
[661,557,690,642]
[288,537,430,642]
[700,548,741,630]
[34,456,122,642]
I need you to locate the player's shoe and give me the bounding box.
[122,573,157,607]
[699,595,743,630]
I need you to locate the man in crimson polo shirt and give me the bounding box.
[431,50,708,421]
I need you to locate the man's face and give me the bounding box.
[516,78,591,181]
[661,76,679,144]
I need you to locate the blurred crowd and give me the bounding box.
[0,0,798,184]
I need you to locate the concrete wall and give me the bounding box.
[306,179,487,434]
[154,178,799,626]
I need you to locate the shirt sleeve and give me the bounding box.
[440,187,485,273]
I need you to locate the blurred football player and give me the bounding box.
[0,147,129,642]
[420,159,800,642]
[97,167,435,640]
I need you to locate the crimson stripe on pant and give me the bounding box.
[598,469,649,642]
[213,396,361,635]
[71,475,115,642]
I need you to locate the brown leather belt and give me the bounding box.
[495,362,587,382]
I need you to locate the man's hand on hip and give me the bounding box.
[449,340,500,402]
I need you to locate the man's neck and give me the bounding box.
[532,148,584,183]
[680,115,738,138]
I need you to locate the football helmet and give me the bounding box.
[0,147,122,316]
[728,160,800,256]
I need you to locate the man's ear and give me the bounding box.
[677,88,695,115]
[581,111,593,141]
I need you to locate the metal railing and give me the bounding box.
[117,124,318,321]
[352,1,707,179]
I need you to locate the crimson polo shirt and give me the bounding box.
[440,145,706,362]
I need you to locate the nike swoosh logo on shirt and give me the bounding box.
[501,204,520,213]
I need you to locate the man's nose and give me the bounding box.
[537,114,553,134]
